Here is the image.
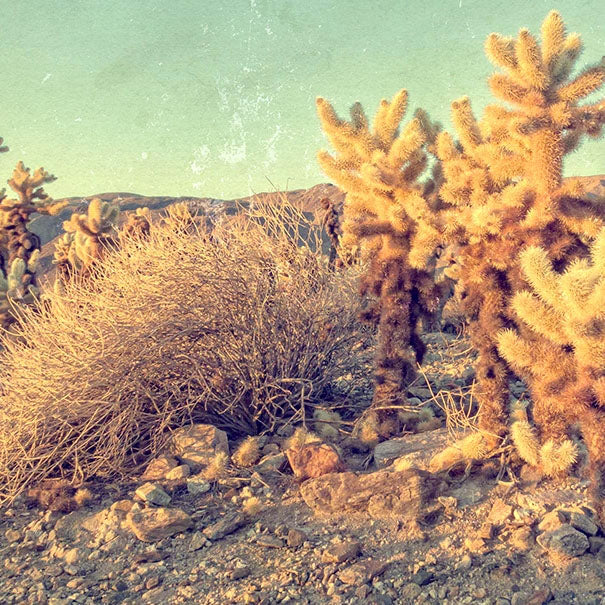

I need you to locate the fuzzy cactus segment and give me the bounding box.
[61,198,120,277]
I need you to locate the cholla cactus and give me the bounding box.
[121,207,151,240]
[430,11,605,464]
[0,252,40,329]
[316,92,443,435]
[0,162,66,296]
[62,198,119,275]
[498,231,605,517]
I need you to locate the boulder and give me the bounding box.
[537,524,589,558]
[300,468,442,521]
[170,424,229,472]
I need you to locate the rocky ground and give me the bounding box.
[1,333,604,605]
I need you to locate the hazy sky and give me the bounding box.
[2,0,604,199]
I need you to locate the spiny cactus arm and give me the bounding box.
[372,89,408,147]
[4,162,65,214]
[510,291,567,345]
[517,245,564,308]
[63,214,96,238]
[557,59,605,104]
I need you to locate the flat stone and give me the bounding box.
[254,453,287,474]
[188,531,207,552]
[374,428,449,469]
[203,513,246,541]
[256,535,284,548]
[538,510,566,533]
[537,524,589,558]
[135,483,171,507]
[322,540,361,563]
[337,559,388,585]
[126,507,192,542]
[568,511,598,536]
[229,565,250,580]
[186,476,211,495]
[165,465,191,480]
[488,498,513,524]
[286,442,345,481]
[300,468,442,521]
[286,528,307,548]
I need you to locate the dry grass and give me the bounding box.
[0,199,373,504]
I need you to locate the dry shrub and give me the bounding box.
[0,200,372,504]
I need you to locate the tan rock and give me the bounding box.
[171,425,229,458]
[126,507,192,542]
[337,559,388,585]
[141,455,179,481]
[374,428,449,469]
[487,498,513,524]
[300,468,441,521]
[286,442,345,480]
[322,540,361,563]
[165,464,191,480]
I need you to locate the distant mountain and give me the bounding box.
[32,183,345,279]
[30,176,604,281]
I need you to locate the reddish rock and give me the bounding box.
[286,442,345,480]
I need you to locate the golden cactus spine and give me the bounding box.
[316,92,443,436]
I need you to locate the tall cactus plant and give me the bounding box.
[316,92,444,438]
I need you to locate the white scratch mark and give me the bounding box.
[41,73,52,84]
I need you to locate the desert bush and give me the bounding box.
[0,201,373,504]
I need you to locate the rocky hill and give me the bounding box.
[29,176,604,282]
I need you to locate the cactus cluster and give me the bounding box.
[0,152,66,328]
[316,11,605,518]
[58,198,120,277]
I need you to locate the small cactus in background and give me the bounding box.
[0,253,40,329]
[319,197,343,268]
[0,157,65,327]
[121,207,151,240]
[60,198,119,276]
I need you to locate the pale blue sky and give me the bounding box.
[2,0,604,199]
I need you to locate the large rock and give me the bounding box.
[300,468,442,521]
[374,428,449,469]
[537,524,589,558]
[126,507,193,542]
[170,424,229,472]
[286,443,345,480]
